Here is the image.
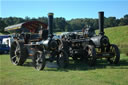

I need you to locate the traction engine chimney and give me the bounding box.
[99,11,104,35]
[48,13,54,37]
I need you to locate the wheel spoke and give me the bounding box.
[36,58,39,63]
[14,60,18,64]
[39,58,43,63]
[33,51,46,70]
[11,55,17,60]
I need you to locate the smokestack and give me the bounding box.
[48,13,54,37]
[99,11,104,35]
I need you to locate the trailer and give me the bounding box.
[0,35,10,44]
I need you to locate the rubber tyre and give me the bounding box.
[10,40,28,65]
[33,51,46,71]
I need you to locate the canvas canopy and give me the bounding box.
[4,21,47,33]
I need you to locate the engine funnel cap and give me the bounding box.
[48,13,54,16]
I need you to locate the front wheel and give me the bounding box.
[87,45,97,66]
[107,44,120,64]
[33,51,46,71]
[57,50,69,68]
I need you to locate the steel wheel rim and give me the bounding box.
[88,47,93,61]
[35,52,43,70]
[109,45,116,62]
[11,42,21,65]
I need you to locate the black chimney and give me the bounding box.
[99,12,104,35]
[48,13,54,37]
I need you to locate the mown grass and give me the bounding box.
[104,25,128,45]
[0,54,128,85]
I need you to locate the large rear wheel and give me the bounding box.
[107,44,120,64]
[10,41,28,65]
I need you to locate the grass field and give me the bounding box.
[0,54,128,85]
[103,25,128,45]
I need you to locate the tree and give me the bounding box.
[0,20,7,32]
[124,14,128,19]
[38,17,48,24]
[65,22,72,32]
[54,17,66,32]
[0,13,128,34]
[25,16,31,21]
[123,14,128,25]
[104,17,117,27]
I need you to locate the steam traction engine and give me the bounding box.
[5,13,69,70]
[62,12,120,66]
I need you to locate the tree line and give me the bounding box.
[0,14,128,33]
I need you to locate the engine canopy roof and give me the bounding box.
[4,21,47,33]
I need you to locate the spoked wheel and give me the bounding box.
[87,45,97,66]
[10,41,28,65]
[107,44,120,64]
[57,50,69,68]
[33,51,46,71]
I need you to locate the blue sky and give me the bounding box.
[1,0,128,20]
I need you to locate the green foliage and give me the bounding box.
[104,17,117,27]
[38,17,48,24]
[0,14,128,33]
[54,17,67,32]
[119,14,128,26]
[0,21,7,32]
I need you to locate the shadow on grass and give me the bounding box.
[109,59,128,69]
[119,59,128,66]
[50,59,128,72]
[22,59,128,72]
[95,59,128,69]
[23,62,33,67]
